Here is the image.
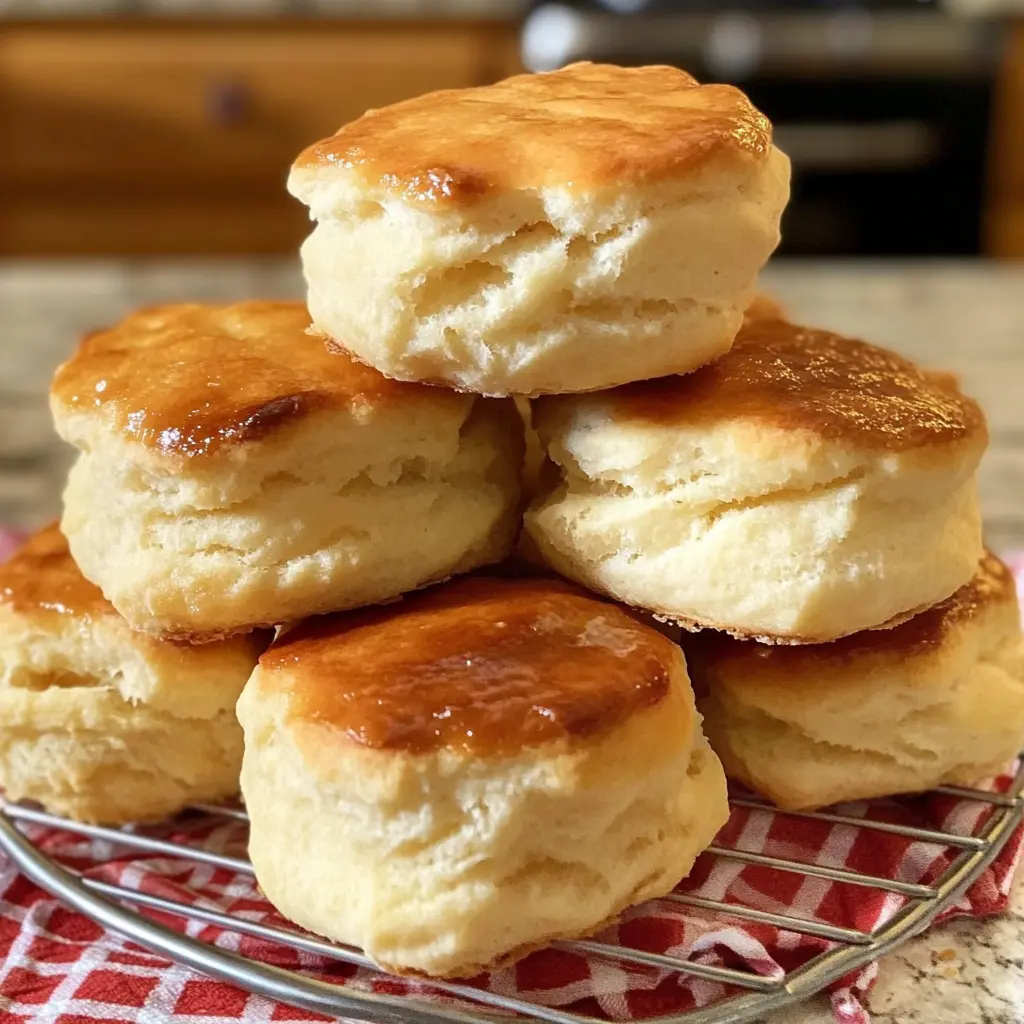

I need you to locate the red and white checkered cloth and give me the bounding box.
[0,530,1022,1024]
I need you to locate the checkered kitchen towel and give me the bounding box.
[0,530,1022,1024]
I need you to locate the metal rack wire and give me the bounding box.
[1,759,1022,1024]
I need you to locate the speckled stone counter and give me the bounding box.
[1,258,1022,1023]
[765,878,1024,1024]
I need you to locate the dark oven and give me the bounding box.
[521,3,1002,256]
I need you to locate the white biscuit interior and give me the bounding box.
[238,672,728,978]
[57,397,522,639]
[696,583,1024,809]
[0,604,255,823]
[526,401,984,641]
[290,148,791,395]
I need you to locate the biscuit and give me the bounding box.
[51,302,523,641]
[743,291,786,323]
[289,62,790,395]
[685,553,1024,810]
[515,396,546,500]
[238,576,728,978]
[526,316,987,642]
[0,525,264,824]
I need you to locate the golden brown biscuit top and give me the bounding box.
[0,524,111,619]
[261,576,681,756]
[560,317,984,453]
[294,62,773,205]
[686,552,1017,679]
[51,301,451,460]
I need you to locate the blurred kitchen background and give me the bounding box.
[1,0,1023,257]
[2,0,1024,547]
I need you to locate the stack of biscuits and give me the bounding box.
[3,62,1023,981]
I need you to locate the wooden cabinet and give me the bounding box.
[0,20,522,255]
[6,17,1020,258]
[987,21,1024,258]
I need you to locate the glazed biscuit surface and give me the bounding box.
[0,524,109,620]
[295,62,773,203]
[546,317,985,454]
[51,301,452,460]
[260,577,681,755]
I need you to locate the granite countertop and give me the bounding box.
[767,878,1024,1024]
[1,257,1023,1024]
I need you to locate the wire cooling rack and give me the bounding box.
[1,761,1022,1024]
